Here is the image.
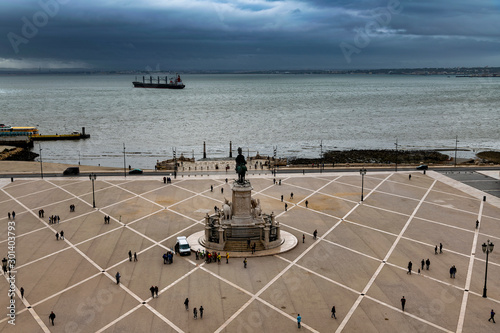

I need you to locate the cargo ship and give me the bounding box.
[132,74,185,89]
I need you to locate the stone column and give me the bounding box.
[231,182,253,225]
[263,223,270,246]
[218,226,225,245]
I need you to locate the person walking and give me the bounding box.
[421,259,425,271]
[150,286,155,298]
[8,212,11,220]
[49,311,56,326]
[281,195,283,202]
[134,252,138,261]
[439,243,443,254]
[226,252,229,264]
[426,258,430,270]
[184,298,189,311]
[128,250,132,261]
[199,305,204,319]
[409,174,411,180]
[452,265,456,278]
[290,192,294,199]
[331,305,336,319]
[313,229,317,240]
[305,200,308,208]
[284,203,287,211]
[407,261,412,275]
[193,307,198,319]
[154,286,159,298]
[476,220,479,229]
[115,272,121,284]
[297,314,301,328]
[243,258,247,268]
[435,245,438,254]
[302,234,305,243]
[60,230,64,240]
[489,309,496,323]
[12,211,15,219]
[20,287,24,299]
[55,232,59,241]
[401,296,406,312]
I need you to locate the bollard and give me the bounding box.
[11,177,13,182]
[483,196,486,202]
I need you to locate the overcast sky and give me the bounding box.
[1,0,499,70]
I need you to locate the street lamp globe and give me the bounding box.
[482,241,494,253]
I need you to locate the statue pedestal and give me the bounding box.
[231,181,253,225]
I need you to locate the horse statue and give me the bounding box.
[222,198,232,220]
[251,198,262,218]
[235,147,247,184]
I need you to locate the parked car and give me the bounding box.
[416,164,428,170]
[175,236,191,256]
[129,168,143,174]
[63,167,80,175]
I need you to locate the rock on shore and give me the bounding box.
[289,149,449,165]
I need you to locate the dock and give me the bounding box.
[31,127,90,141]
[31,133,90,141]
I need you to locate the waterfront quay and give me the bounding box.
[0,168,498,332]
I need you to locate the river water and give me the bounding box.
[1,73,499,169]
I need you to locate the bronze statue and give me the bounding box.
[235,147,247,183]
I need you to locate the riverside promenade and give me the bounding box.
[0,167,498,332]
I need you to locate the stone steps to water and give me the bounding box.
[224,240,265,252]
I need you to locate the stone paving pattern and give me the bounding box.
[0,170,499,332]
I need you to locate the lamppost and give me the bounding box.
[482,240,494,298]
[39,143,43,179]
[394,138,398,172]
[273,146,277,177]
[173,147,177,179]
[360,168,367,201]
[123,143,126,178]
[454,136,459,167]
[89,173,97,208]
[320,140,323,174]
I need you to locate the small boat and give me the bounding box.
[133,74,185,89]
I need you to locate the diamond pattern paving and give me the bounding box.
[0,170,499,332]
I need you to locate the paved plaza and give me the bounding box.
[0,170,499,332]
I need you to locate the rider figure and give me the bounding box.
[235,147,247,183]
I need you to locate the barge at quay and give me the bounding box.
[132,74,185,89]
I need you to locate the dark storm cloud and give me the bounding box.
[0,0,499,70]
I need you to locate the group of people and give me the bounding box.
[55,230,65,240]
[49,215,60,224]
[128,250,138,262]
[7,211,15,220]
[149,286,159,298]
[37,209,45,217]
[184,298,204,319]
[162,251,174,264]
[104,215,111,224]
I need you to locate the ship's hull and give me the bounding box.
[132,82,185,89]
